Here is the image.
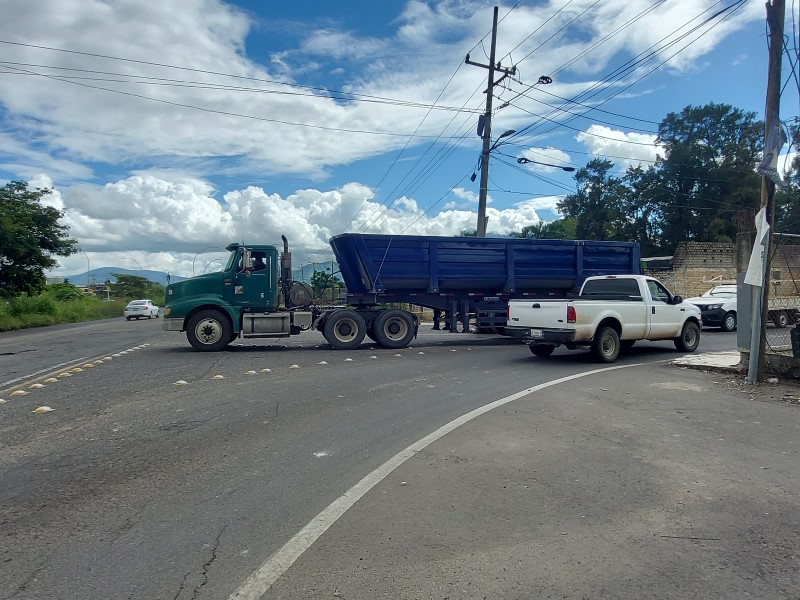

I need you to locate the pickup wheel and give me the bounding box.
[186,310,232,352]
[373,309,415,349]
[323,310,366,350]
[674,321,701,353]
[720,311,737,332]
[591,327,620,363]
[528,344,555,357]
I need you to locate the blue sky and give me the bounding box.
[0,0,794,277]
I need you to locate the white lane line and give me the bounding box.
[0,356,90,388]
[228,362,645,600]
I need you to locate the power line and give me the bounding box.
[0,61,481,114]
[1,62,476,139]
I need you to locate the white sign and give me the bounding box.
[744,207,770,286]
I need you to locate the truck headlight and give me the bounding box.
[707,303,722,310]
[164,307,171,316]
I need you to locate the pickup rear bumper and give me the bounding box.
[505,326,576,344]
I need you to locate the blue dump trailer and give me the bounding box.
[330,234,641,334]
[163,233,640,351]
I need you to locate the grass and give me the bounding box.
[0,292,128,332]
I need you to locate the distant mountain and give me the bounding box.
[60,264,336,286]
[62,268,185,287]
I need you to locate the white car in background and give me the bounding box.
[124,299,160,320]
[686,285,737,332]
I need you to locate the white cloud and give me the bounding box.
[0,0,761,184]
[575,125,659,168]
[44,174,547,277]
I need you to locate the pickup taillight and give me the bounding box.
[567,305,576,323]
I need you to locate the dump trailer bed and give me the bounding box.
[329,234,641,332]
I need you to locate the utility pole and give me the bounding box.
[465,6,515,237]
[749,0,785,382]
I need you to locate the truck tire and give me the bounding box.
[373,309,415,349]
[674,321,700,353]
[323,310,366,350]
[529,344,555,357]
[772,311,789,328]
[591,327,620,363]
[186,310,232,352]
[721,311,737,332]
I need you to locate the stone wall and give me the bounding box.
[643,242,736,297]
[642,239,800,299]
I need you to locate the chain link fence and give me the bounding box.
[764,233,800,354]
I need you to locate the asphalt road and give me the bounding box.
[1,319,741,599]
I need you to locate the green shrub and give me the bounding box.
[8,295,57,316]
[46,283,85,301]
[0,293,126,331]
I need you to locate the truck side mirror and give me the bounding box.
[672,295,683,304]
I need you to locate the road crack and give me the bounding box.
[190,524,228,600]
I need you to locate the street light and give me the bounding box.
[120,257,143,271]
[193,246,221,276]
[490,129,516,151]
[78,247,91,286]
[119,257,146,293]
[204,259,223,273]
[517,156,575,172]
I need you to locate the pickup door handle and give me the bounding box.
[532,303,541,308]
[652,307,656,314]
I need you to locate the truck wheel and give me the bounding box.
[721,311,737,332]
[528,344,555,357]
[323,310,366,350]
[674,321,700,353]
[772,311,789,328]
[591,327,620,363]
[186,310,232,352]
[374,309,415,349]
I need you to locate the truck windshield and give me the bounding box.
[581,278,641,296]
[223,249,239,272]
[702,286,736,297]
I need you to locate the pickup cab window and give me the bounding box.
[647,280,671,303]
[581,278,640,296]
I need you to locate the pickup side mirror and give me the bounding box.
[672,295,683,305]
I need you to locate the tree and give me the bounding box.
[310,270,343,295]
[509,218,577,239]
[0,181,76,298]
[774,123,800,234]
[635,103,762,252]
[557,159,628,240]
[109,273,159,299]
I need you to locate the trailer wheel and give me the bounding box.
[323,310,366,350]
[591,326,620,363]
[528,344,555,357]
[374,309,415,349]
[186,309,232,352]
[674,321,700,353]
[772,311,789,328]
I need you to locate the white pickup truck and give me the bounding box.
[506,275,702,363]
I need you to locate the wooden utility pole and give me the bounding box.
[465,6,515,237]
[750,0,785,382]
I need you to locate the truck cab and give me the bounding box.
[163,242,315,351]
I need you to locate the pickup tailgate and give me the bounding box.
[506,299,570,339]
